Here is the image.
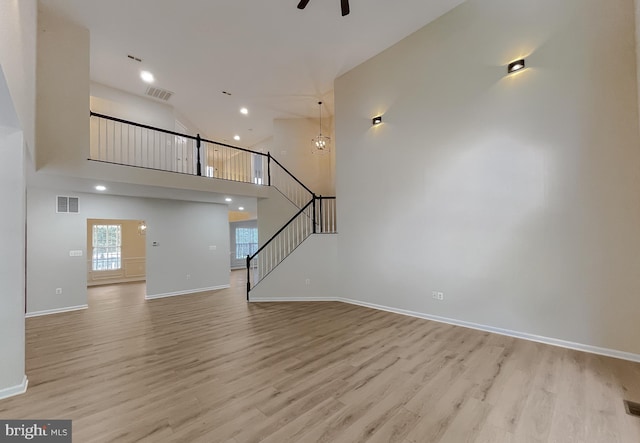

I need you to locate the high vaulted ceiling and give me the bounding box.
[41,0,465,147]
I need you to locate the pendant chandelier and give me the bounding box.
[312,101,330,155]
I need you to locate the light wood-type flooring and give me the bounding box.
[1,271,640,442]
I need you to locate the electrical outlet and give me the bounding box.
[305,278,311,285]
[209,245,217,251]
[55,288,62,295]
[432,291,444,301]
[186,274,191,280]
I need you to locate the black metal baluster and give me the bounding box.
[196,134,202,176]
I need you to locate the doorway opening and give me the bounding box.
[87,218,147,288]
[230,220,258,270]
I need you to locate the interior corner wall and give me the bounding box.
[0,0,36,159]
[335,0,640,355]
[86,218,146,286]
[26,187,230,314]
[273,117,336,196]
[36,3,89,171]
[0,130,26,397]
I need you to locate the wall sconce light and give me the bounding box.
[507,59,526,74]
[372,115,383,126]
[138,221,147,235]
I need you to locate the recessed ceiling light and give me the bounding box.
[140,70,154,83]
[238,207,244,211]
[233,135,240,141]
[95,185,107,191]
[225,197,232,202]
[240,107,249,115]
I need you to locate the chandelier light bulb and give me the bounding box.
[312,101,330,155]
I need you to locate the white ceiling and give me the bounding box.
[41,0,465,148]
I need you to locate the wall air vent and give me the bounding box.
[146,86,173,101]
[56,196,79,214]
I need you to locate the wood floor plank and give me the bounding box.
[0,270,638,442]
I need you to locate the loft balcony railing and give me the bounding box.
[90,112,314,209]
[89,111,336,299]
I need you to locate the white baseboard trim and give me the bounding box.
[26,304,88,318]
[87,277,145,287]
[250,297,336,302]
[0,376,28,400]
[145,284,231,300]
[335,297,640,363]
[252,295,640,363]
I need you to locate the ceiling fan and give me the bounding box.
[297,0,350,16]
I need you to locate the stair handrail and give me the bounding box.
[269,155,314,196]
[246,194,337,299]
[89,111,336,297]
[246,197,315,298]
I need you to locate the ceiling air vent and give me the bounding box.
[57,196,79,214]
[146,86,173,101]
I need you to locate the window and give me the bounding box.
[235,227,258,259]
[92,224,122,271]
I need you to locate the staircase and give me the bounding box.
[90,112,337,299]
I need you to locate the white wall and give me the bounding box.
[90,82,204,136]
[249,235,337,301]
[0,115,27,398]
[90,82,175,132]
[27,187,230,314]
[335,0,640,356]
[144,198,230,298]
[0,0,35,398]
[0,0,36,158]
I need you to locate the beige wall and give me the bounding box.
[229,211,253,223]
[86,219,146,286]
[334,0,640,356]
[0,0,36,157]
[273,117,335,196]
[36,2,89,171]
[257,187,300,247]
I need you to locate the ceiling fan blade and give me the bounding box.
[297,0,310,10]
[341,0,350,16]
